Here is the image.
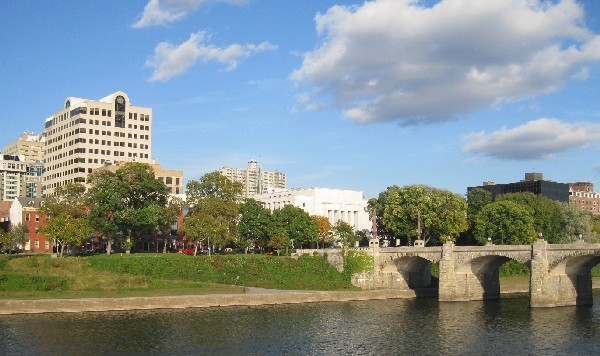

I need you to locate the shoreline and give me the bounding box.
[2,281,594,315]
[0,288,435,315]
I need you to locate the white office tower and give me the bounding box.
[43,91,152,195]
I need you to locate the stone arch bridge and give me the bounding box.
[301,239,600,307]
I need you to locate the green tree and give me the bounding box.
[464,188,493,245]
[272,205,318,248]
[0,223,29,253]
[371,185,467,246]
[87,163,169,254]
[333,220,356,249]
[185,172,243,253]
[472,200,536,245]
[238,199,272,253]
[40,183,92,257]
[557,203,598,243]
[312,215,332,249]
[185,171,243,206]
[158,197,183,253]
[496,192,563,243]
[268,228,289,255]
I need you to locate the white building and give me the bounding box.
[253,187,371,231]
[0,155,27,201]
[43,91,153,194]
[219,160,286,198]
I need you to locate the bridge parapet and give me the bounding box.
[452,245,532,267]
[545,243,600,270]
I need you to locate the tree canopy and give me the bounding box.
[86,162,169,252]
[370,185,467,245]
[271,205,318,248]
[472,200,536,245]
[40,183,92,256]
[238,199,273,252]
[184,171,243,253]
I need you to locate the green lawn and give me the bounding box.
[0,253,358,300]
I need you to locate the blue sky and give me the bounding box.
[1,0,600,199]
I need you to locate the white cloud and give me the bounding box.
[291,0,600,125]
[463,118,600,160]
[145,31,276,82]
[133,0,246,28]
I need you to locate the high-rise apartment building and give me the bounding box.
[219,160,286,198]
[43,91,152,194]
[0,155,27,201]
[1,133,45,199]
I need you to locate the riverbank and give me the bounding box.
[0,288,436,315]
[2,279,599,315]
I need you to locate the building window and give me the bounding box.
[25,213,30,221]
[35,214,40,222]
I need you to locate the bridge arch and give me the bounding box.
[547,254,600,305]
[381,256,434,289]
[454,255,530,300]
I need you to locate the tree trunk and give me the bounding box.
[107,238,112,255]
[193,242,198,257]
[163,237,167,253]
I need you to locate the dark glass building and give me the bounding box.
[467,173,570,203]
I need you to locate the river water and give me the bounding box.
[1,292,599,355]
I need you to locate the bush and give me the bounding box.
[499,260,529,277]
[344,250,373,275]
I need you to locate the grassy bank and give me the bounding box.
[0,253,358,300]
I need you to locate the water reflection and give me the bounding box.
[1,292,599,355]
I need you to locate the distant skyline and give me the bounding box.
[1,0,600,198]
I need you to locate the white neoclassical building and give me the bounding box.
[253,187,371,231]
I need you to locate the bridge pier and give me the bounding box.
[530,239,593,307]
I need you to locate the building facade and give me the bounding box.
[569,181,600,216]
[8,197,51,253]
[253,187,371,232]
[219,160,286,198]
[467,172,570,203]
[0,155,27,201]
[3,133,45,163]
[43,91,152,195]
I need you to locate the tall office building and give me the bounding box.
[43,91,152,195]
[3,133,45,163]
[219,160,286,198]
[467,172,570,203]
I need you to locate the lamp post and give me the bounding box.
[578,233,584,243]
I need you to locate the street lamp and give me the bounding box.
[538,232,544,240]
[578,233,584,243]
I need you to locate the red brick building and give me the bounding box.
[9,197,51,252]
[569,182,600,216]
